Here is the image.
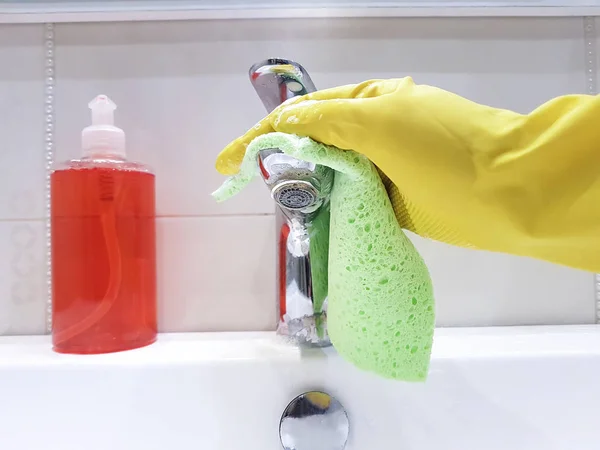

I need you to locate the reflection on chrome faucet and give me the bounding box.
[250,59,333,347]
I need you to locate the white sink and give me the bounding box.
[0,326,598,450]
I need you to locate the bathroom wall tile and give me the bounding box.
[595,17,600,93]
[0,220,47,335]
[156,215,594,331]
[0,25,45,221]
[410,234,595,326]
[53,22,275,218]
[54,17,583,219]
[304,17,586,112]
[156,215,275,332]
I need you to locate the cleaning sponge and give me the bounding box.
[213,133,435,381]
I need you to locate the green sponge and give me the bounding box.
[213,133,435,381]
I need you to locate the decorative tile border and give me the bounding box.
[583,17,600,323]
[584,17,597,95]
[596,273,600,323]
[44,23,55,333]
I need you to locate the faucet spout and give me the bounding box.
[249,59,333,347]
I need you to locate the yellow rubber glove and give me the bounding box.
[216,77,600,273]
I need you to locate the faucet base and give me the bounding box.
[277,313,331,348]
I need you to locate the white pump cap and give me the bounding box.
[81,95,126,157]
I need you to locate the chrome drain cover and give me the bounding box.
[279,391,349,450]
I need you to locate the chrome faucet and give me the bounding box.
[249,59,333,347]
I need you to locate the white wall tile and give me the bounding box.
[0,221,47,335]
[0,25,45,221]
[156,215,595,331]
[157,215,275,332]
[54,17,584,218]
[0,25,48,336]
[410,234,595,327]
[53,22,275,218]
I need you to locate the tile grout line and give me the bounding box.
[0,213,276,222]
[155,213,275,219]
[583,17,599,324]
[44,23,55,334]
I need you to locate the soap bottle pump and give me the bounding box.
[51,95,157,354]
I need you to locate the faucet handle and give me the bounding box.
[249,58,317,113]
[250,58,320,185]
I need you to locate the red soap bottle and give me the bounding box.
[51,95,157,354]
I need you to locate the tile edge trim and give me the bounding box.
[583,17,599,323]
[44,22,55,333]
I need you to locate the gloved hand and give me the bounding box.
[216,77,600,272]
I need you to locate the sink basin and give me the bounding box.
[0,326,598,450]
